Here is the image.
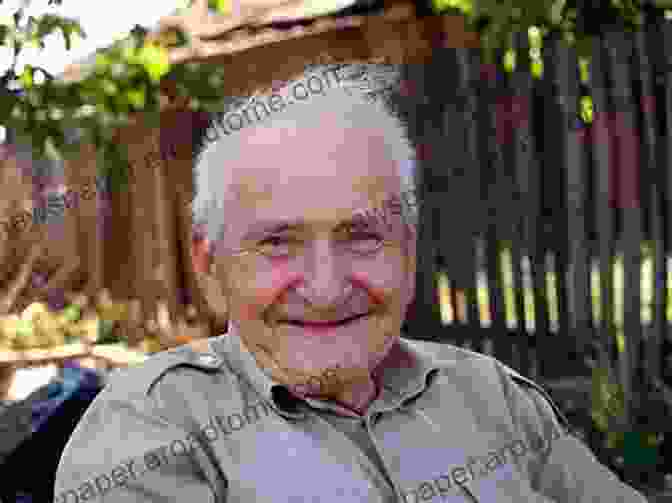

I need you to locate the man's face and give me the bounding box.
[209,113,416,398]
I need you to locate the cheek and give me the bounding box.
[230,262,302,321]
[351,273,407,312]
[352,255,410,297]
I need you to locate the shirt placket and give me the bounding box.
[301,401,400,502]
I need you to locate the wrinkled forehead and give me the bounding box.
[229,117,402,215]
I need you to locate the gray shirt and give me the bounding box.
[54,332,647,502]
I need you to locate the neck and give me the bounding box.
[330,374,380,416]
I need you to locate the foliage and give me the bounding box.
[0,0,228,189]
[432,0,648,64]
[0,0,666,188]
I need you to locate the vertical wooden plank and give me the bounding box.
[634,20,664,390]
[463,48,491,352]
[108,120,154,344]
[426,53,458,344]
[63,139,101,299]
[151,132,182,330]
[475,58,501,355]
[454,47,485,344]
[104,130,136,303]
[402,62,444,342]
[0,141,39,311]
[481,50,514,365]
[556,34,593,369]
[655,7,672,379]
[496,58,527,373]
[501,129,526,373]
[604,27,644,427]
[431,48,462,338]
[167,109,226,335]
[434,47,478,321]
[507,29,539,378]
[537,33,573,380]
[659,9,672,392]
[526,73,552,382]
[587,36,617,374]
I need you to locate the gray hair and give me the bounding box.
[191,64,418,245]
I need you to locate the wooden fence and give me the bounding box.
[403,14,672,426]
[3,9,672,418]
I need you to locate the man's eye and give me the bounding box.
[349,231,382,241]
[257,236,296,256]
[260,236,290,247]
[346,232,384,254]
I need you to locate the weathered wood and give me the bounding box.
[477,52,513,363]
[403,62,445,343]
[659,9,672,395]
[498,61,527,374]
[634,21,664,390]
[557,34,593,369]
[452,49,486,346]
[605,27,643,426]
[586,36,617,374]
[508,30,536,378]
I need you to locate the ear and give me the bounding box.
[192,237,229,319]
[191,234,213,275]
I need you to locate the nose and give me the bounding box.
[294,238,353,309]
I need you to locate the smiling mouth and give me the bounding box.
[281,313,370,328]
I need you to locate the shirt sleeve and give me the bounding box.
[53,389,224,503]
[504,374,648,503]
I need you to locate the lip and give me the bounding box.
[280,312,371,332]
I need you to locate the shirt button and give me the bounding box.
[198,354,221,367]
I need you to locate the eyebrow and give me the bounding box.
[241,214,382,241]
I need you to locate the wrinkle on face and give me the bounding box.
[210,110,416,409]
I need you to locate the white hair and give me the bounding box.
[191,64,418,245]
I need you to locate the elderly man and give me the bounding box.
[54,64,646,503]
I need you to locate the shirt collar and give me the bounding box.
[208,330,441,419]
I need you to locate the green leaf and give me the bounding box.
[209,0,232,12]
[44,135,63,161]
[432,0,473,14]
[578,57,590,84]
[19,65,33,89]
[591,409,610,432]
[606,430,625,450]
[137,44,171,83]
[101,79,118,95]
[615,332,625,353]
[580,95,593,123]
[95,54,112,70]
[97,318,119,344]
[61,305,81,323]
[126,88,146,108]
[550,0,565,24]
[504,49,516,73]
[531,59,543,78]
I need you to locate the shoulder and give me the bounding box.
[99,339,228,403]
[67,337,240,436]
[407,338,571,432]
[54,339,233,499]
